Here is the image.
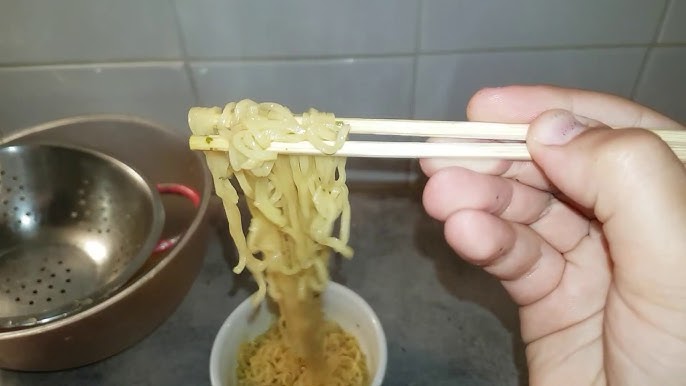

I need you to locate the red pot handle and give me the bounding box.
[153,183,201,254]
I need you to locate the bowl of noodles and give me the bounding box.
[210,281,387,386]
[190,99,387,386]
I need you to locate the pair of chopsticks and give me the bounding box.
[188,118,686,161]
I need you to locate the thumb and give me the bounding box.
[526,109,686,306]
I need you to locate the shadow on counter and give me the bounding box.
[411,174,529,385]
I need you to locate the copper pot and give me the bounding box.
[0,116,213,371]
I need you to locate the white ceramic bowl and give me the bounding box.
[210,281,387,386]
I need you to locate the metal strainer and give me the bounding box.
[0,143,164,329]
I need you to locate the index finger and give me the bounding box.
[467,85,684,129]
[420,85,684,187]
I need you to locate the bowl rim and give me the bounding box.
[0,114,213,337]
[209,281,388,386]
[0,142,166,328]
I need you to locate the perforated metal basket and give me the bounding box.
[0,143,164,329]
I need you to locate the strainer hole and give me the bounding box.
[29,301,34,305]
[46,298,52,302]
[2,200,7,205]
[13,206,18,211]
[106,228,111,233]
[11,176,17,181]
[36,279,41,284]
[70,211,78,218]
[4,289,9,294]
[78,199,86,206]
[40,267,45,272]
[32,290,37,294]
[0,170,4,176]
[24,212,30,216]
[97,229,102,234]
[66,279,71,283]
[14,297,19,302]
[66,268,71,273]
[20,284,25,289]
[48,284,53,289]
[19,185,24,190]
[50,273,56,278]
[58,260,63,265]
[6,188,11,193]
[60,289,66,293]
[19,196,25,201]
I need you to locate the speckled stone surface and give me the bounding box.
[0,191,527,386]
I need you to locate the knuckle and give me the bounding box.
[599,128,675,170]
[423,170,452,220]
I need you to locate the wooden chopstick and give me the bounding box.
[189,135,530,159]
[270,140,534,159]
[312,117,686,143]
[188,119,686,161]
[339,118,529,140]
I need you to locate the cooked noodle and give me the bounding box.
[237,319,368,386]
[188,100,368,386]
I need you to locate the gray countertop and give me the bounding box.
[0,191,527,386]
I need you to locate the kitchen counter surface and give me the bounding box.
[0,191,526,386]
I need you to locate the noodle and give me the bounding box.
[237,320,368,386]
[188,100,368,386]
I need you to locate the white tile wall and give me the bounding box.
[635,47,686,124]
[174,0,419,59]
[420,0,666,51]
[0,0,684,179]
[660,1,686,43]
[0,0,181,64]
[191,58,415,118]
[0,63,194,135]
[414,48,646,120]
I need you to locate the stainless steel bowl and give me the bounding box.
[0,115,212,371]
[0,144,165,329]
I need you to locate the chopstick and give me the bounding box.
[335,118,530,140]
[188,119,686,161]
[190,135,533,159]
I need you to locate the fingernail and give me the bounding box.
[532,110,589,145]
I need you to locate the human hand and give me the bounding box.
[420,85,686,386]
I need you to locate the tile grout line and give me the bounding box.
[629,0,672,100]
[410,0,423,120]
[3,43,686,70]
[169,0,199,106]
[407,0,425,188]
[191,42,686,62]
[418,42,685,55]
[0,61,187,70]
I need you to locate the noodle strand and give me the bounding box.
[189,100,368,386]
